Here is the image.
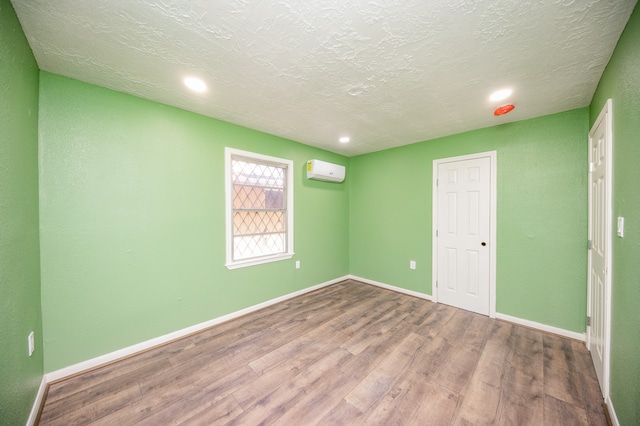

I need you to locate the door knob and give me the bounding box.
[481,242,487,246]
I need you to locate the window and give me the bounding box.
[225,148,294,269]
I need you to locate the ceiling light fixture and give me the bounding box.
[489,88,512,102]
[339,136,350,143]
[184,77,207,93]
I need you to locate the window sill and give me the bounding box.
[225,252,295,270]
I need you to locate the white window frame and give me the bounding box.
[225,147,294,269]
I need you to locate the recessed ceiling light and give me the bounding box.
[489,88,512,102]
[339,136,350,143]
[184,77,207,93]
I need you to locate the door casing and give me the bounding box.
[587,99,613,401]
[432,151,497,318]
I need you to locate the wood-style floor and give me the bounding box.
[38,280,607,425]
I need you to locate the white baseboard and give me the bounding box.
[36,273,590,424]
[45,275,349,383]
[349,275,432,301]
[606,397,620,426]
[26,376,47,426]
[347,276,585,342]
[494,313,586,342]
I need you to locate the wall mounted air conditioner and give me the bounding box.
[306,159,346,183]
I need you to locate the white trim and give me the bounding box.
[45,276,349,382]
[224,252,294,270]
[606,397,620,426]
[495,313,586,342]
[348,275,585,342]
[432,151,497,318]
[587,98,613,400]
[26,376,47,426]
[349,275,432,301]
[224,147,295,270]
[348,276,584,342]
[37,274,592,415]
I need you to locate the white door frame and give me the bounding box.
[432,151,497,318]
[587,99,613,401]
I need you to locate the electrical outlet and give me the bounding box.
[295,260,301,269]
[409,260,416,270]
[28,332,34,357]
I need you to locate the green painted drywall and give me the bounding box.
[590,4,640,424]
[38,72,349,372]
[0,0,43,423]
[350,108,588,333]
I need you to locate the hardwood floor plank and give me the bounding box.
[248,321,339,375]
[232,325,351,410]
[341,307,411,355]
[226,347,354,425]
[334,297,402,338]
[271,368,355,425]
[269,323,409,425]
[363,376,426,425]
[407,380,459,426]
[177,394,244,426]
[496,367,544,425]
[44,342,181,404]
[452,374,501,425]
[543,334,585,407]
[413,302,457,338]
[494,326,545,425]
[316,400,364,425]
[366,377,458,426]
[44,381,142,426]
[436,310,476,344]
[430,343,480,396]
[570,340,608,426]
[459,313,493,351]
[337,317,418,385]
[345,332,424,412]
[38,280,607,426]
[544,394,589,426]
[509,326,544,373]
[127,366,259,425]
[187,280,352,349]
[450,322,515,425]
[406,334,449,379]
[403,297,439,328]
[40,358,167,424]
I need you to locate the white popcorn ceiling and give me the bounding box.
[11,0,637,156]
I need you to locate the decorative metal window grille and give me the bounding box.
[229,153,291,264]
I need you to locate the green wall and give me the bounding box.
[0,0,44,424]
[38,72,349,372]
[6,1,637,421]
[350,108,589,333]
[590,4,640,424]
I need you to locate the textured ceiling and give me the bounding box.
[11,0,637,156]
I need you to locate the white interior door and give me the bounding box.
[433,152,495,316]
[588,99,612,398]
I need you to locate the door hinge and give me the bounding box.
[436,230,438,237]
[436,280,438,288]
[587,240,592,250]
[586,316,591,327]
[589,162,595,173]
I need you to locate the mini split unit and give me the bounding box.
[306,159,346,183]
